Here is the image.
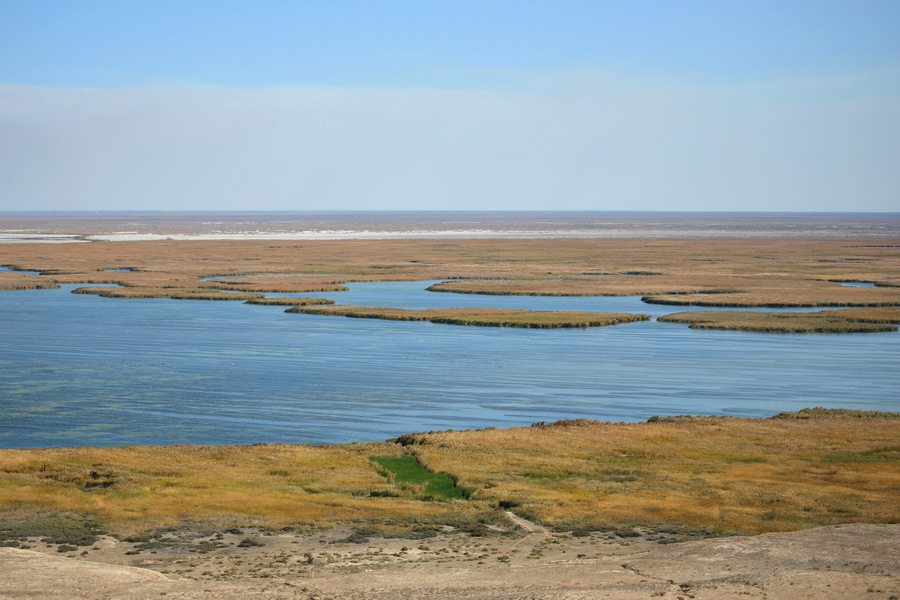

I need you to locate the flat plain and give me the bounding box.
[2,226,900,598]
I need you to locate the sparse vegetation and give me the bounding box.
[0,512,103,547]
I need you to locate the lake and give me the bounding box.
[1,280,898,448]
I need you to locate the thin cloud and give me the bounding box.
[1,68,898,211]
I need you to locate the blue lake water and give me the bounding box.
[1,280,898,449]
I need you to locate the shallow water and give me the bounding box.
[1,281,898,448]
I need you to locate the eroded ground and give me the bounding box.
[2,520,898,599]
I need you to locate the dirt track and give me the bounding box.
[2,522,898,599]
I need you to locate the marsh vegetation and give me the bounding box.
[288,305,650,328]
[659,308,900,333]
[1,238,898,311]
[1,411,897,541]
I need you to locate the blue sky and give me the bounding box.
[1,0,898,211]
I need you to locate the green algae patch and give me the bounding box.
[372,455,470,500]
[288,305,650,329]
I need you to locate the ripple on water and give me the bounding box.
[0,281,897,448]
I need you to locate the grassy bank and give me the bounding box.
[1,410,898,543]
[287,305,650,328]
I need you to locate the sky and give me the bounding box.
[1,0,898,212]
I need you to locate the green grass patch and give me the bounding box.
[372,455,469,500]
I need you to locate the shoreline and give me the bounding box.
[3,211,900,243]
[4,227,900,243]
[2,411,899,598]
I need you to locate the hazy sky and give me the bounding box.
[1,0,898,212]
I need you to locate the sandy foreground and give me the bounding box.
[2,516,897,600]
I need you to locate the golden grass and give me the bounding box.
[205,276,351,293]
[817,307,900,323]
[643,284,900,308]
[288,305,650,328]
[244,297,336,306]
[71,287,265,301]
[0,443,467,536]
[427,276,736,297]
[1,412,897,537]
[406,411,900,534]
[430,276,900,307]
[657,310,900,333]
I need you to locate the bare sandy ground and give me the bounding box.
[2,518,898,599]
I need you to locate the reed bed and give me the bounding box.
[2,239,899,297]
[244,297,336,306]
[288,305,650,328]
[643,286,900,308]
[5,238,897,309]
[71,287,265,301]
[205,276,351,293]
[817,307,900,323]
[658,310,900,333]
[429,276,900,308]
[0,273,59,291]
[427,277,737,297]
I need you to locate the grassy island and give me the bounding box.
[71,286,265,301]
[287,305,650,328]
[658,308,900,333]
[244,297,335,306]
